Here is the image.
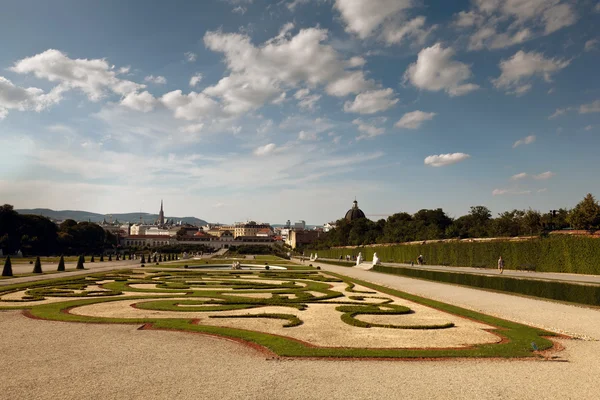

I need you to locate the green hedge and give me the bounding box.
[373,265,600,306]
[313,236,600,275]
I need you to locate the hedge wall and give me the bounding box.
[373,265,600,306]
[312,236,600,275]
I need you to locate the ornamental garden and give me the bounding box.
[0,260,558,359]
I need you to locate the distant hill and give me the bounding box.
[16,208,208,226]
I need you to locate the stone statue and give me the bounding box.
[356,252,363,266]
[16,249,23,258]
[372,252,381,266]
[314,253,318,261]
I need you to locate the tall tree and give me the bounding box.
[568,194,600,230]
[2,255,13,277]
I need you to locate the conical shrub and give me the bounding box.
[100,254,104,262]
[76,255,85,270]
[2,256,13,277]
[57,255,65,272]
[153,254,157,263]
[108,254,112,261]
[90,255,95,262]
[128,253,132,260]
[140,254,146,263]
[33,256,42,273]
[159,254,163,262]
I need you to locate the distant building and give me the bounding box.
[345,199,366,222]
[234,221,271,238]
[286,229,326,249]
[294,220,306,230]
[323,222,336,232]
[158,200,165,225]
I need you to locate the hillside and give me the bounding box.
[16,208,208,226]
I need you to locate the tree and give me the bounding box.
[108,254,112,261]
[2,255,13,277]
[57,255,65,272]
[140,254,146,263]
[568,194,600,231]
[76,255,85,270]
[33,256,42,273]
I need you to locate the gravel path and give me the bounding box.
[1,263,599,399]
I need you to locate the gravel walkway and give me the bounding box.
[0,263,599,399]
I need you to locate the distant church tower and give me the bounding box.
[158,200,165,225]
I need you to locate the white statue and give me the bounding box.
[16,249,23,258]
[314,253,318,261]
[309,253,314,261]
[356,252,363,266]
[372,252,381,266]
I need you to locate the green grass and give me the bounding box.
[1,268,558,358]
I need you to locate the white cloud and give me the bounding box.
[579,100,600,114]
[548,108,569,119]
[404,44,479,96]
[512,134,536,148]
[334,0,433,46]
[353,118,385,140]
[493,51,569,95]
[456,0,578,51]
[254,143,277,156]
[144,75,167,85]
[121,91,158,113]
[287,0,311,10]
[203,26,380,115]
[231,126,242,134]
[585,125,593,131]
[0,76,63,119]
[184,52,197,62]
[11,49,143,101]
[533,171,555,180]
[294,88,321,110]
[347,56,366,68]
[492,188,532,196]
[189,73,203,87]
[395,110,436,129]
[343,88,398,114]
[179,123,204,133]
[160,90,220,120]
[511,172,528,180]
[585,39,599,52]
[232,5,246,14]
[424,153,470,167]
[298,130,318,141]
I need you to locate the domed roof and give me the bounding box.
[345,200,366,221]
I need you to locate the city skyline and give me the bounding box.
[1,0,599,223]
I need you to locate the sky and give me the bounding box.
[1,0,599,225]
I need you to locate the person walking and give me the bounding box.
[498,256,504,274]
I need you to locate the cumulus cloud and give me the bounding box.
[144,75,167,84]
[343,88,398,114]
[120,91,158,113]
[395,110,436,129]
[160,90,220,120]
[334,0,434,46]
[179,123,204,133]
[512,134,536,148]
[203,26,379,115]
[294,88,321,110]
[548,108,569,119]
[347,56,366,68]
[584,39,598,52]
[353,118,386,140]
[254,143,277,156]
[404,44,479,96]
[424,153,471,167]
[11,49,143,101]
[0,76,63,119]
[579,100,600,114]
[492,188,532,196]
[534,171,555,180]
[455,0,578,51]
[184,52,197,62]
[511,172,529,180]
[493,50,570,95]
[189,73,203,87]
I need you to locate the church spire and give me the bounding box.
[158,200,165,225]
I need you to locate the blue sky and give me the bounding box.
[1,0,599,224]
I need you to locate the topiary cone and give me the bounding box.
[108,254,112,261]
[100,254,104,262]
[57,255,65,272]
[76,255,85,270]
[140,254,146,263]
[33,256,43,273]
[90,255,95,262]
[2,255,13,277]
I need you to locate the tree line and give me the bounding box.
[313,194,600,249]
[1,204,117,256]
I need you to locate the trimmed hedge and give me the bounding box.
[314,236,600,275]
[373,265,600,306]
